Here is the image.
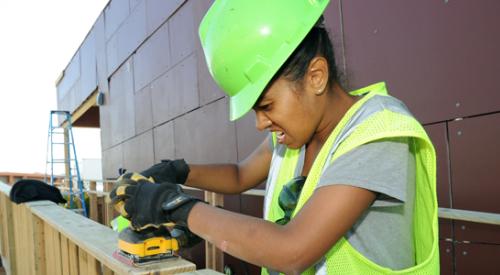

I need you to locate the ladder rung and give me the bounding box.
[51,142,71,145]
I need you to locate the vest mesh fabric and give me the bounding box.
[263,83,439,274]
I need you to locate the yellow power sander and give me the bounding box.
[113,225,180,266]
[110,172,182,266]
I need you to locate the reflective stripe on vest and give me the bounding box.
[263,82,439,274]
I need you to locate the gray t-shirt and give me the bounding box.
[268,135,416,269]
[317,137,416,270]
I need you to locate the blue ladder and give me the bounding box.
[45,110,88,217]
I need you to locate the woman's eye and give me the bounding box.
[259,104,271,111]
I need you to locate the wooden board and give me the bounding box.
[28,203,195,274]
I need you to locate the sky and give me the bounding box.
[0,0,109,175]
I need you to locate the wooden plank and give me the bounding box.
[439,207,500,225]
[78,247,88,275]
[32,216,47,275]
[89,181,98,222]
[68,241,79,275]
[86,254,100,275]
[204,192,224,272]
[53,228,63,275]
[28,203,196,274]
[44,223,55,275]
[102,265,114,275]
[60,235,70,275]
[180,269,225,275]
[0,182,11,195]
[103,181,115,227]
[12,203,28,275]
[0,192,16,275]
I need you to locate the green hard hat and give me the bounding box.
[199,0,330,121]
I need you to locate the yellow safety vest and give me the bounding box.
[263,82,439,274]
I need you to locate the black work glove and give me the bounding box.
[140,159,190,184]
[171,224,203,248]
[109,180,202,230]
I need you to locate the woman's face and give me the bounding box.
[253,77,321,149]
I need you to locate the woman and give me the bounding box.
[110,0,439,274]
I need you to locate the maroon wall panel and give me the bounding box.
[424,123,453,239]
[455,243,500,274]
[341,0,500,124]
[133,21,171,93]
[449,113,500,243]
[174,98,237,164]
[439,241,454,275]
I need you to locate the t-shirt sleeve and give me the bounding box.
[317,137,415,205]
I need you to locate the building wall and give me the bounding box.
[56,0,500,273]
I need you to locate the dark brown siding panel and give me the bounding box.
[322,0,346,80]
[455,243,500,274]
[122,130,154,172]
[455,221,500,245]
[146,0,186,36]
[439,241,454,275]
[58,52,81,111]
[193,1,224,106]
[449,113,500,243]
[174,98,237,164]
[95,13,109,95]
[151,53,199,125]
[102,144,123,180]
[133,21,171,92]
[197,51,224,106]
[129,0,142,11]
[235,112,267,163]
[108,59,136,146]
[134,85,153,135]
[106,0,147,76]
[240,195,263,219]
[153,121,175,163]
[104,0,130,40]
[424,123,451,208]
[341,0,500,124]
[449,113,500,213]
[80,29,98,100]
[169,1,197,67]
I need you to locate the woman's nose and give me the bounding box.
[255,111,271,131]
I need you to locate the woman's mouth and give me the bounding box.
[276,131,285,144]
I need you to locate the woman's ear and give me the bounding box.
[306,56,329,96]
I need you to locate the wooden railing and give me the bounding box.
[0,181,200,275]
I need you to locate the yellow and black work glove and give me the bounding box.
[108,172,155,217]
[109,180,202,231]
[140,159,190,184]
[171,224,203,248]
